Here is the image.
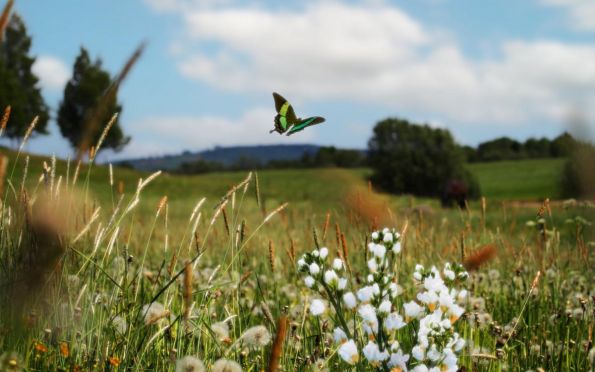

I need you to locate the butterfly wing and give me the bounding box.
[272,92,299,134]
[286,116,325,136]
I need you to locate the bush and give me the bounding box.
[368,118,480,202]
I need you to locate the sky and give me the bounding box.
[8,0,595,161]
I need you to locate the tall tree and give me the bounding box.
[368,118,479,201]
[57,47,129,154]
[0,13,49,140]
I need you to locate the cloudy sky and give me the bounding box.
[11,0,595,160]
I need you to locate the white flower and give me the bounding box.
[427,344,441,361]
[457,289,468,302]
[389,349,410,370]
[112,316,127,335]
[383,232,393,243]
[324,270,339,286]
[338,278,348,290]
[447,304,465,323]
[367,258,378,273]
[358,304,378,334]
[371,243,386,259]
[297,258,306,268]
[312,249,320,257]
[389,282,403,297]
[304,276,315,288]
[424,275,446,293]
[338,340,359,365]
[332,258,343,271]
[413,271,423,281]
[212,359,242,372]
[357,286,374,303]
[319,247,329,259]
[417,291,439,309]
[333,327,348,344]
[176,356,205,372]
[211,321,230,343]
[412,345,425,360]
[241,325,271,347]
[309,262,320,275]
[367,274,374,283]
[363,341,389,365]
[378,300,392,314]
[310,299,326,316]
[371,231,379,240]
[443,268,455,281]
[141,302,169,325]
[442,348,458,371]
[343,292,357,309]
[404,301,424,319]
[385,312,406,331]
[393,242,402,253]
[412,365,429,372]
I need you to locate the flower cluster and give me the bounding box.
[298,227,470,371]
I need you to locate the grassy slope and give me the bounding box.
[2,148,565,209]
[467,158,565,200]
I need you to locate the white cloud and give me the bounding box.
[147,1,595,136]
[128,107,316,155]
[540,0,595,31]
[32,56,70,92]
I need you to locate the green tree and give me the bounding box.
[367,118,479,200]
[57,47,129,153]
[0,14,49,140]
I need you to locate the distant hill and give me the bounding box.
[115,144,323,171]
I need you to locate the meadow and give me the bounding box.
[0,144,593,371]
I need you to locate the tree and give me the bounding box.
[476,137,524,162]
[57,47,129,153]
[0,14,49,140]
[367,118,479,201]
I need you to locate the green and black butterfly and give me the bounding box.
[270,92,325,136]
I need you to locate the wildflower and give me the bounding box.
[108,356,121,367]
[404,301,424,319]
[371,231,379,240]
[383,232,393,243]
[363,341,390,365]
[332,258,343,271]
[304,276,315,288]
[343,292,357,309]
[211,321,230,343]
[385,312,406,331]
[34,341,48,353]
[378,300,391,314]
[141,302,169,325]
[297,258,306,269]
[176,356,205,372]
[112,316,128,335]
[358,304,378,334]
[324,270,339,286]
[372,244,386,259]
[338,340,359,365]
[367,258,378,273]
[212,359,242,372]
[310,299,326,316]
[309,262,320,275]
[392,241,401,253]
[319,247,329,259]
[333,327,348,344]
[59,342,69,357]
[241,325,271,347]
[412,345,425,360]
[389,349,409,370]
[338,277,348,290]
[357,286,374,303]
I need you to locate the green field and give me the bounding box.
[0,149,592,371]
[467,158,565,200]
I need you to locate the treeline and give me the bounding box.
[175,146,367,174]
[463,133,575,162]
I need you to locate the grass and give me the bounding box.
[0,145,592,371]
[467,158,565,200]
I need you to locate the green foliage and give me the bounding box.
[368,118,479,200]
[57,47,129,153]
[560,142,595,199]
[467,133,576,162]
[0,14,49,139]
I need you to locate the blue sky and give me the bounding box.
[10,0,595,161]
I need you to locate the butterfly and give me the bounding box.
[270,92,325,136]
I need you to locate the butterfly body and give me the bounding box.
[271,92,325,136]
